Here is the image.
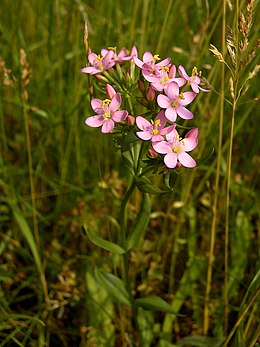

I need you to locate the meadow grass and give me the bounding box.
[0,0,259,346]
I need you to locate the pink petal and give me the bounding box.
[110,93,121,111]
[166,82,179,100]
[155,110,167,128]
[151,82,164,92]
[91,98,103,111]
[166,128,178,142]
[178,65,190,80]
[143,51,154,63]
[172,77,186,87]
[88,53,98,64]
[180,92,196,105]
[81,66,100,74]
[136,131,152,140]
[101,119,114,133]
[133,56,144,68]
[176,106,194,120]
[181,137,198,151]
[103,50,115,67]
[136,116,152,131]
[151,134,164,142]
[165,107,177,122]
[152,141,172,154]
[164,153,177,168]
[112,110,128,122]
[160,124,176,135]
[157,94,171,108]
[142,70,159,82]
[177,152,196,168]
[157,58,171,66]
[85,115,104,128]
[186,128,198,138]
[191,82,200,93]
[169,65,176,78]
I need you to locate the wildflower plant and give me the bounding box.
[81,44,209,331]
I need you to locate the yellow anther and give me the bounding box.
[192,66,202,76]
[153,54,161,61]
[95,55,103,61]
[155,119,161,127]
[160,76,169,84]
[108,46,116,51]
[153,129,159,135]
[160,66,169,71]
[176,93,185,100]
[101,99,111,109]
[172,145,183,153]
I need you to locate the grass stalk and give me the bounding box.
[203,0,226,335]
[224,0,240,335]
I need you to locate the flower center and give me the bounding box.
[160,76,169,84]
[171,101,179,108]
[103,112,112,119]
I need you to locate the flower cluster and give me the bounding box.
[82,47,209,170]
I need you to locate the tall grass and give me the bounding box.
[0,0,259,346]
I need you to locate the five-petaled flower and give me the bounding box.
[178,65,210,93]
[157,81,196,122]
[81,50,115,75]
[152,128,198,169]
[85,93,128,133]
[136,111,175,142]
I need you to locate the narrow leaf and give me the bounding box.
[126,192,151,251]
[82,226,126,255]
[135,296,179,314]
[135,176,172,195]
[94,268,131,306]
[177,336,224,347]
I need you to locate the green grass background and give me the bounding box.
[0,0,259,346]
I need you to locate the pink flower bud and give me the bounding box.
[146,87,156,101]
[126,115,135,125]
[138,80,145,92]
[148,148,158,158]
[105,84,116,99]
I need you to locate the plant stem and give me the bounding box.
[203,0,226,335]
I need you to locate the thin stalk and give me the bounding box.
[223,288,260,347]
[224,0,240,335]
[156,0,174,53]
[203,0,226,335]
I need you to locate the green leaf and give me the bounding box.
[135,296,178,314]
[126,192,151,251]
[177,336,224,347]
[135,176,172,195]
[82,226,126,255]
[94,268,131,306]
[9,202,41,273]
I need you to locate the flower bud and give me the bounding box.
[105,84,116,98]
[126,115,135,125]
[137,79,145,92]
[148,148,158,158]
[146,87,156,101]
[169,64,177,78]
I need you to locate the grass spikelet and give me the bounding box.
[209,44,225,62]
[226,0,233,11]
[229,77,235,99]
[20,48,32,102]
[0,58,16,87]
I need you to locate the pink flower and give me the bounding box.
[101,46,138,63]
[152,128,198,168]
[178,65,210,93]
[136,110,175,142]
[85,93,128,133]
[134,51,171,72]
[81,50,115,75]
[157,81,196,122]
[142,65,186,92]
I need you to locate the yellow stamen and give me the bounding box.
[103,112,111,119]
[155,119,161,127]
[101,99,111,109]
[153,129,159,135]
[192,66,202,76]
[108,46,116,51]
[153,54,161,61]
[176,93,185,100]
[160,66,169,71]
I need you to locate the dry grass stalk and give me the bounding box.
[226,0,233,11]
[0,57,16,87]
[20,48,32,102]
